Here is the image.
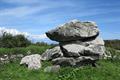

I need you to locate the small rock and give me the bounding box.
[10,55,17,59]
[16,54,24,58]
[44,65,60,73]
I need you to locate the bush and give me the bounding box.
[0,32,31,48]
[105,40,120,50]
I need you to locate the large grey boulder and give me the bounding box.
[60,44,105,58]
[52,56,97,67]
[75,56,97,67]
[60,37,104,46]
[46,20,99,42]
[41,46,63,60]
[20,54,41,70]
[52,57,76,66]
[86,37,105,46]
[60,43,84,57]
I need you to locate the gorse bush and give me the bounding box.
[0,32,31,48]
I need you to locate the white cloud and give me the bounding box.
[30,34,47,39]
[0,0,75,18]
[0,27,29,36]
[0,6,48,17]
[0,27,47,40]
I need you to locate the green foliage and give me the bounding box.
[0,33,31,48]
[0,46,120,80]
[34,42,49,46]
[105,40,120,50]
[0,60,56,80]
[25,45,52,55]
[57,60,120,80]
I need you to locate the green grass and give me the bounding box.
[0,60,120,80]
[0,45,52,55]
[0,60,56,80]
[0,46,120,80]
[58,60,120,80]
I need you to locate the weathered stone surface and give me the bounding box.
[87,45,105,57]
[41,46,63,60]
[60,43,105,58]
[44,65,60,73]
[75,56,97,67]
[0,55,9,64]
[51,56,97,67]
[60,44,84,57]
[46,19,99,42]
[52,57,76,66]
[60,37,104,46]
[20,54,41,70]
[41,19,106,68]
[87,37,104,46]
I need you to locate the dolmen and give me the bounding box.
[20,19,106,70]
[42,19,106,67]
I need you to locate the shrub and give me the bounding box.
[105,40,120,50]
[0,32,31,48]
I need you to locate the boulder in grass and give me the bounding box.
[20,54,41,70]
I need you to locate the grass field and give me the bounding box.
[0,45,120,80]
[0,45,52,55]
[0,59,120,80]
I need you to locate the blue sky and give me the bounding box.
[0,0,120,43]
